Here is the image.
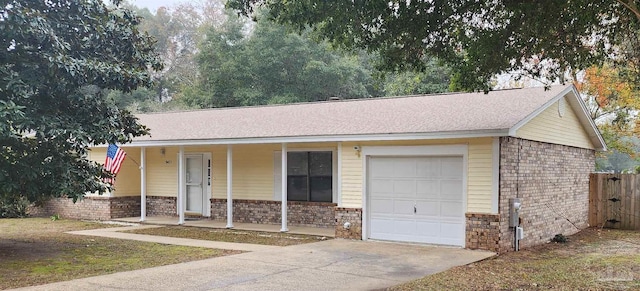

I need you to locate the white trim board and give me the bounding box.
[94,129,510,148]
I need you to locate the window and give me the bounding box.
[287,151,332,202]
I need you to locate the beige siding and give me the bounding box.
[467,139,493,213]
[123,143,341,200]
[145,146,179,197]
[341,142,363,208]
[113,147,141,196]
[211,143,337,200]
[213,144,277,200]
[88,147,140,197]
[517,97,595,149]
[340,138,495,213]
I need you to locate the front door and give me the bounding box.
[185,154,205,214]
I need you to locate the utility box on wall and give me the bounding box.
[509,198,522,228]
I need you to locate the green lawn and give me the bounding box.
[0,218,239,290]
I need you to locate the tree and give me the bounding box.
[134,1,226,102]
[0,0,161,205]
[576,64,640,172]
[182,11,383,108]
[382,59,451,96]
[229,0,640,92]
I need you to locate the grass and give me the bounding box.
[123,225,330,246]
[390,228,640,291]
[0,218,240,290]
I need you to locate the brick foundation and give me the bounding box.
[147,196,177,216]
[335,207,362,239]
[32,196,141,220]
[210,199,336,228]
[465,213,500,252]
[498,137,594,252]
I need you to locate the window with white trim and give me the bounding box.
[287,151,332,202]
[273,151,333,202]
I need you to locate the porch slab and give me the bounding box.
[112,216,335,237]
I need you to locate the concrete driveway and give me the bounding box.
[13,239,494,291]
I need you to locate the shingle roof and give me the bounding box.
[133,85,595,145]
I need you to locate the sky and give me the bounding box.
[129,0,190,13]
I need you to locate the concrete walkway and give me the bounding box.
[68,226,280,252]
[12,226,495,291]
[113,216,335,237]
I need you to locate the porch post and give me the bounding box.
[337,142,342,207]
[226,145,234,228]
[140,147,146,222]
[178,146,185,225]
[280,143,288,232]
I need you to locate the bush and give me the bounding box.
[0,195,30,218]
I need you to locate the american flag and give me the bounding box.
[104,144,126,183]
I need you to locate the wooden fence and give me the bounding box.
[589,173,640,230]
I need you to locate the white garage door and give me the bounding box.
[368,156,464,246]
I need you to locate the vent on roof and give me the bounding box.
[328,96,341,101]
[558,98,566,117]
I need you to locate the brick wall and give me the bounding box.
[465,213,500,252]
[210,199,336,228]
[147,196,177,216]
[499,137,594,252]
[32,196,140,220]
[335,207,362,239]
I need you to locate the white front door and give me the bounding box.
[368,156,465,246]
[185,154,205,214]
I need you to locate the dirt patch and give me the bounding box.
[0,218,239,290]
[122,225,330,246]
[390,228,640,291]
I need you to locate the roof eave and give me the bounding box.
[97,129,511,148]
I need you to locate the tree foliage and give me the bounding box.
[180,10,453,109]
[576,64,640,172]
[229,0,640,91]
[182,12,381,108]
[0,0,161,204]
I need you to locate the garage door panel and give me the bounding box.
[370,218,394,234]
[416,180,439,198]
[369,159,396,177]
[393,159,417,177]
[440,157,463,177]
[416,159,439,177]
[394,199,416,215]
[370,179,394,196]
[440,222,465,239]
[370,198,394,214]
[394,219,416,235]
[440,180,463,200]
[414,221,440,236]
[440,201,463,218]
[368,156,464,247]
[415,200,439,216]
[393,180,416,197]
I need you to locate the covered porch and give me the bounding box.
[112,216,335,237]
[98,141,347,234]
